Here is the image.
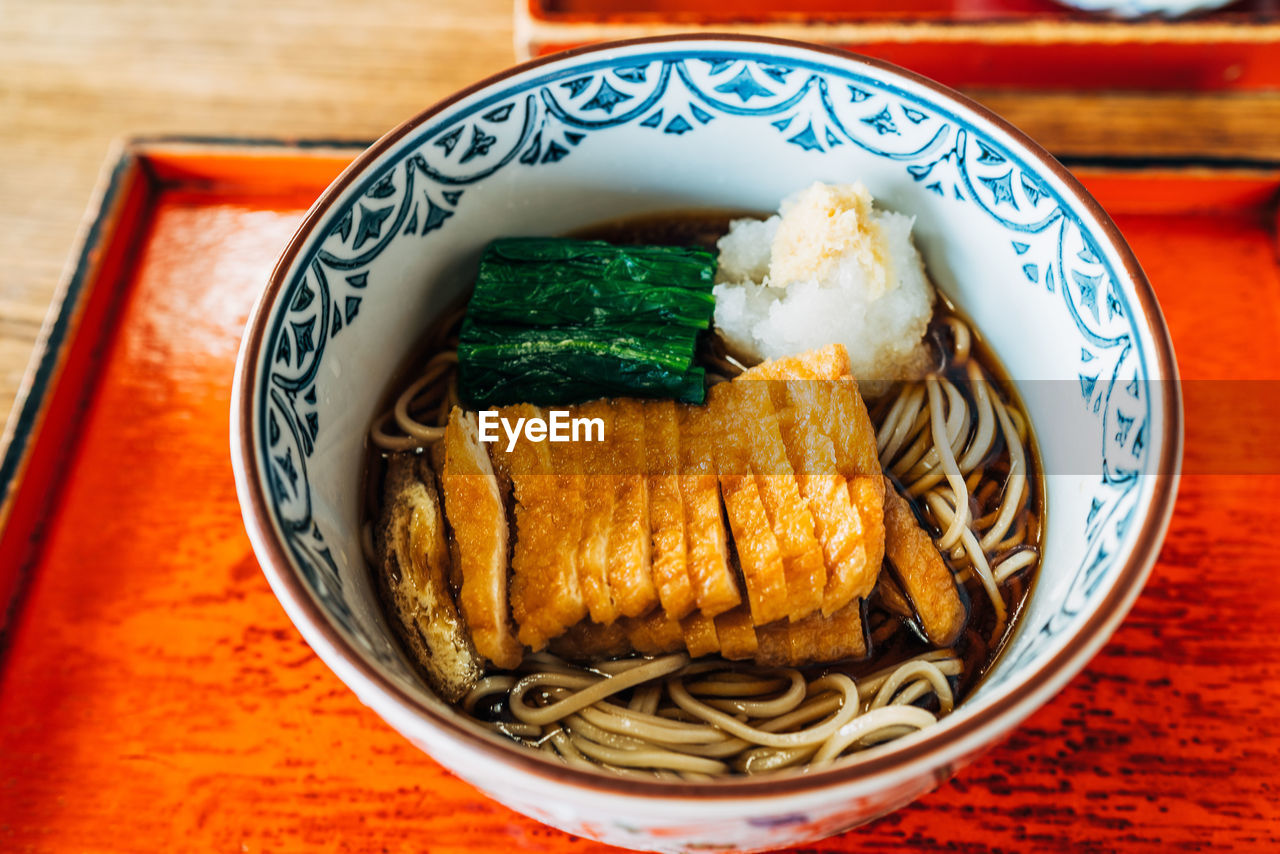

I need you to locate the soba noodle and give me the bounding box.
[460,650,959,778]
[365,294,1039,778]
[875,316,1037,644]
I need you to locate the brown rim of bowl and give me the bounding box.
[233,33,1182,801]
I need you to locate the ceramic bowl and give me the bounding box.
[231,35,1181,853]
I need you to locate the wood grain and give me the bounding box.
[978,91,1280,159]
[1,154,1279,851]
[0,0,513,453]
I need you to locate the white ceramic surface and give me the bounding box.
[231,36,1181,853]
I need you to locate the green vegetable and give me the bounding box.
[457,236,718,407]
[468,238,716,328]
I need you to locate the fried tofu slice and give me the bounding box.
[606,399,657,618]
[624,609,686,655]
[882,476,968,647]
[680,610,720,658]
[772,380,869,617]
[777,601,869,666]
[570,399,619,625]
[491,403,587,650]
[738,380,826,622]
[485,424,516,507]
[753,622,792,667]
[742,345,886,607]
[739,343,851,386]
[549,610,688,660]
[424,441,463,589]
[550,604,866,667]
[546,406,590,626]
[377,453,483,703]
[551,604,864,666]
[679,404,741,618]
[441,409,524,669]
[709,382,789,626]
[738,347,875,480]
[832,381,886,602]
[548,619,631,661]
[845,474,887,600]
[874,571,914,619]
[644,400,697,621]
[832,377,882,478]
[713,606,759,661]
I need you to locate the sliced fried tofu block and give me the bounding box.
[713,606,759,661]
[882,476,968,647]
[679,404,741,618]
[738,380,826,622]
[779,600,869,666]
[441,409,524,669]
[644,400,696,621]
[548,619,631,661]
[710,383,789,626]
[378,453,483,703]
[492,403,587,650]
[570,399,619,625]
[680,610,720,658]
[624,608,685,655]
[606,399,657,618]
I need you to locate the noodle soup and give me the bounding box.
[361,206,1042,779]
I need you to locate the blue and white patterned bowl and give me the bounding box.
[231,36,1181,853]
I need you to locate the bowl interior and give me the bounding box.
[236,38,1176,777]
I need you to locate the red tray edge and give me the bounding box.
[520,1,1280,35]
[0,138,367,647]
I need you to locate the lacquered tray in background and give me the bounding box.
[517,0,1280,91]
[2,139,1279,851]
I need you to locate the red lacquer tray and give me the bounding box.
[1,139,1278,851]
[517,0,1280,91]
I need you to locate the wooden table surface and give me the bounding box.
[4,1,1280,456]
